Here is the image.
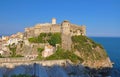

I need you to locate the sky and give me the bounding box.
[0,0,120,37]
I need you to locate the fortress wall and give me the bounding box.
[0,58,72,68]
[0,57,34,62]
[50,25,61,33]
[34,28,40,36]
[70,24,83,30]
[39,26,51,33]
[34,25,61,36]
[70,24,86,36]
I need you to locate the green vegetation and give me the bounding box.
[37,48,44,60]
[48,33,61,46]
[28,33,61,46]
[36,35,108,63]
[72,36,92,52]
[45,47,83,63]
[28,37,38,43]
[8,43,23,57]
[8,43,17,57]
[29,33,108,64]
[36,46,83,63]
[71,35,108,60]
[38,48,44,53]
[28,33,48,43]
[0,54,4,58]
[88,37,104,49]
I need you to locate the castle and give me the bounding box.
[24,18,86,50]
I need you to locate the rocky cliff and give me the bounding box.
[71,35,112,68]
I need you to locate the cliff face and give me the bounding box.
[71,36,112,68]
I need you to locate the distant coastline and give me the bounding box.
[89,36,120,38]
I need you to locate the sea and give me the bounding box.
[91,37,120,77]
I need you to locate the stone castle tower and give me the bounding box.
[52,18,56,24]
[61,20,70,35]
[61,20,72,50]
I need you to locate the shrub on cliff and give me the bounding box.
[45,47,83,63]
[37,48,44,60]
[48,33,61,46]
[28,37,38,43]
[28,33,61,46]
[71,35,108,60]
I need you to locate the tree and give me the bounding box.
[48,33,61,46]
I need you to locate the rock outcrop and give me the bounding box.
[71,35,112,68]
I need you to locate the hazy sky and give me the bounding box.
[0,0,120,37]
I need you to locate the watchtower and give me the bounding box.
[61,20,70,35]
[52,18,56,24]
[61,20,71,51]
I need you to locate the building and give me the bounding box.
[42,45,55,57]
[16,32,24,39]
[7,38,22,45]
[0,50,4,55]
[2,36,9,41]
[24,18,86,50]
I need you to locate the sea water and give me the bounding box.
[91,37,120,77]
